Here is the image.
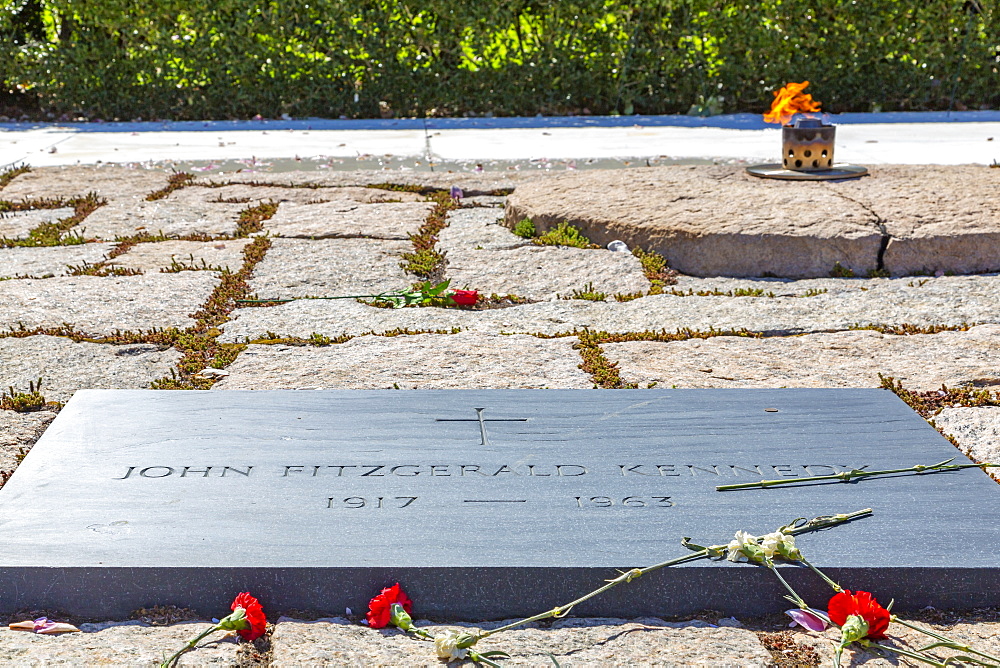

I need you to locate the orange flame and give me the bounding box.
[763,81,821,125]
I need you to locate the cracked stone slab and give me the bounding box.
[446,246,650,300]
[0,273,218,336]
[108,239,251,273]
[0,207,75,240]
[263,201,433,239]
[0,243,115,278]
[0,165,171,200]
[80,198,243,240]
[0,410,56,473]
[934,407,1000,482]
[269,616,772,667]
[506,165,881,278]
[219,274,1000,341]
[0,335,182,402]
[212,332,590,390]
[248,238,412,299]
[828,165,1000,276]
[800,620,1000,667]
[202,169,544,194]
[0,620,240,666]
[602,325,1000,392]
[177,184,425,205]
[438,207,529,253]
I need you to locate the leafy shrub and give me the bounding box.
[1,1,996,119]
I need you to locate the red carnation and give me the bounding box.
[367,583,413,629]
[828,590,891,640]
[231,592,267,641]
[450,290,479,306]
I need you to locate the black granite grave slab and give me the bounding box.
[0,389,998,619]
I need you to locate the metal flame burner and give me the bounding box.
[747,116,867,181]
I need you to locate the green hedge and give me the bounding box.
[2,0,997,120]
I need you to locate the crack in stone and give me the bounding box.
[825,187,890,272]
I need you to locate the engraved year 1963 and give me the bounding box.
[574,496,674,508]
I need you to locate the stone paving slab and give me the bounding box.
[0,273,218,336]
[108,239,251,273]
[269,616,771,667]
[828,165,1000,276]
[203,169,542,194]
[447,245,650,300]
[0,165,170,200]
[248,238,412,299]
[80,198,243,240]
[263,201,432,239]
[603,325,1000,392]
[220,274,1000,342]
[505,166,881,278]
[0,410,56,473]
[212,332,590,390]
[439,207,528,253]
[0,621,239,666]
[0,208,75,240]
[800,620,1000,667]
[0,243,115,278]
[934,407,1000,481]
[0,335,181,402]
[177,184,425,205]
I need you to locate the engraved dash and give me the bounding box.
[463,499,527,503]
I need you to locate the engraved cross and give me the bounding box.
[436,408,528,446]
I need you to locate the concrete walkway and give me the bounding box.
[2,111,999,168]
[1,156,999,666]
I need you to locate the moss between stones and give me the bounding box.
[150,237,272,389]
[850,323,976,336]
[0,193,105,248]
[247,327,463,346]
[399,190,456,281]
[0,164,30,191]
[146,172,194,201]
[0,378,47,412]
[879,373,999,419]
[235,201,278,237]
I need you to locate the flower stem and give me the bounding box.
[764,561,808,609]
[716,459,996,491]
[893,616,1000,664]
[867,641,949,667]
[798,556,843,592]
[159,623,223,668]
[471,508,870,644]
